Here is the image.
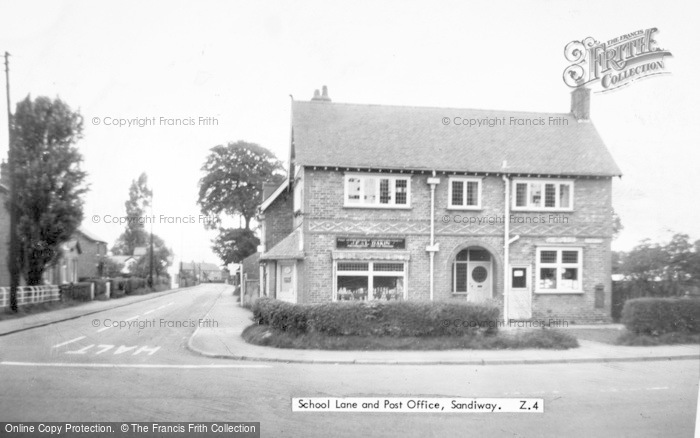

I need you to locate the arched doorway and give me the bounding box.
[452,246,493,302]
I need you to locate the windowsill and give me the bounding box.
[447,206,482,211]
[535,290,584,294]
[451,292,468,295]
[511,208,574,213]
[344,204,412,210]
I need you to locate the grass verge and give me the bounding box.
[242,325,579,350]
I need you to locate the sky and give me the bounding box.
[0,0,698,273]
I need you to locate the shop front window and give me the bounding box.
[336,261,405,301]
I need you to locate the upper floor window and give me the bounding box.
[513,179,573,211]
[344,174,411,208]
[448,177,482,209]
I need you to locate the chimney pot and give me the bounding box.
[571,87,591,121]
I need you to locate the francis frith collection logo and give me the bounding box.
[563,27,672,92]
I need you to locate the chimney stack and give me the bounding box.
[571,86,590,121]
[311,85,331,102]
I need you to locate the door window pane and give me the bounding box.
[511,268,527,289]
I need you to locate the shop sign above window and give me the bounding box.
[336,237,406,250]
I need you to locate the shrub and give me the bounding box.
[621,297,700,335]
[59,282,94,301]
[252,298,500,337]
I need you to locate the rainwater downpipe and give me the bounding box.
[427,171,440,301]
[502,174,510,322]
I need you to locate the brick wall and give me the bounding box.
[263,189,294,251]
[298,168,613,322]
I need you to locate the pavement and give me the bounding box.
[187,290,700,365]
[0,286,189,336]
[2,285,698,365]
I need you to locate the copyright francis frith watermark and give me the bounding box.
[563,27,672,92]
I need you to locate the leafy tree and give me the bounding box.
[128,234,172,278]
[612,209,623,239]
[112,173,152,255]
[212,228,259,265]
[98,255,124,277]
[198,141,284,230]
[9,95,88,285]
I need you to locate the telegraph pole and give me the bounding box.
[149,189,154,289]
[4,51,19,312]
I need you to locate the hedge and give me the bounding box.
[59,282,94,301]
[621,297,700,335]
[252,298,500,337]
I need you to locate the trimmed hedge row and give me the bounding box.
[252,298,500,337]
[621,297,700,335]
[59,282,94,301]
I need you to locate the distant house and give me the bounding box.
[43,227,108,284]
[107,255,138,274]
[180,262,224,282]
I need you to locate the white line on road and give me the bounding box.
[51,336,86,348]
[96,326,111,333]
[0,361,271,369]
[156,302,174,310]
[125,316,139,321]
[143,309,155,315]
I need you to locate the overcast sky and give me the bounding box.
[0,0,698,272]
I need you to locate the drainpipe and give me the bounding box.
[426,171,441,301]
[502,174,510,322]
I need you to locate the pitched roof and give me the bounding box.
[292,101,622,177]
[77,227,107,244]
[261,228,304,260]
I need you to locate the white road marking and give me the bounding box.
[143,309,155,315]
[125,316,139,321]
[113,345,137,355]
[647,387,669,390]
[51,336,86,348]
[0,361,271,369]
[95,345,114,355]
[156,302,174,310]
[96,326,111,333]
[65,344,95,355]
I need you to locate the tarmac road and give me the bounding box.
[0,283,698,437]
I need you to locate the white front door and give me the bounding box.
[277,262,296,303]
[467,262,492,302]
[508,265,532,320]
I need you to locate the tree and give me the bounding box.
[9,96,88,285]
[129,234,172,278]
[112,173,152,255]
[612,209,623,239]
[211,228,259,265]
[198,141,284,230]
[98,256,124,277]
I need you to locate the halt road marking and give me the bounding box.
[51,336,86,348]
[0,361,271,369]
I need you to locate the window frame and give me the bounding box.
[512,178,574,212]
[333,260,408,301]
[447,177,483,210]
[344,173,412,209]
[535,247,583,294]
